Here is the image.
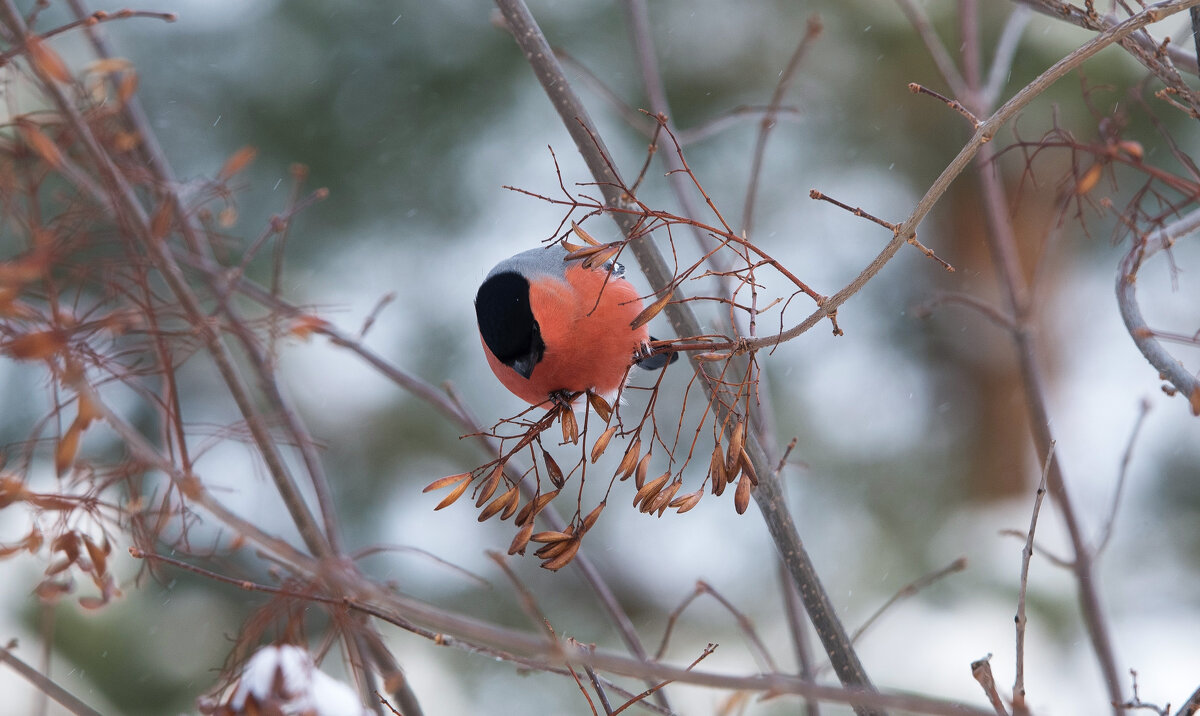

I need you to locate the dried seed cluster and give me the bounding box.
[425,385,759,570]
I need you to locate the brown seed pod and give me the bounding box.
[631,289,674,330]
[434,477,472,510]
[501,486,522,520]
[55,423,82,477]
[615,438,641,480]
[739,448,759,487]
[726,419,745,476]
[570,221,601,246]
[515,489,561,526]
[26,36,73,83]
[531,530,574,544]
[218,146,258,181]
[6,328,67,360]
[633,472,670,509]
[565,242,612,262]
[507,521,534,556]
[734,473,752,515]
[117,71,139,105]
[670,490,703,514]
[635,453,653,489]
[475,464,504,507]
[82,534,109,577]
[540,536,582,571]
[479,485,519,522]
[581,245,622,270]
[1117,140,1144,161]
[542,450,564,489]
[725,450,742,486]
[581,501,606,533]
[560,408,579,444]
[423,473,471,494]
[534,528,575,559]
[16,122,64,171]
[709,444,727,496]
[646,479,682,516]
[1075,162,1103,195]
[591,425,618,463]
[587,392,612,423]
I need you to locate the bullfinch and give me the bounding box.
[475,243,675,405]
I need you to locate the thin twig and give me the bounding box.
[741,14,822,238]
[1095,401,1151,556]
[893,0,970,100]
[1116,208,1200,415]
[971,656,1011,716]
[0,643,103,716]
[983,7,1033,107]
[1014,442,1054,715]
[1175,683,1200,716]
[908,82,981,127]
[850,558,969,645]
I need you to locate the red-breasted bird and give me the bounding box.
[475,244,675,405]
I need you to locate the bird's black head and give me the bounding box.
[475,271,545,379]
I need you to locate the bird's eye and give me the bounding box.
[607,260,625,277]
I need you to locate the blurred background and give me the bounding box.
[1,0,1198,714]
